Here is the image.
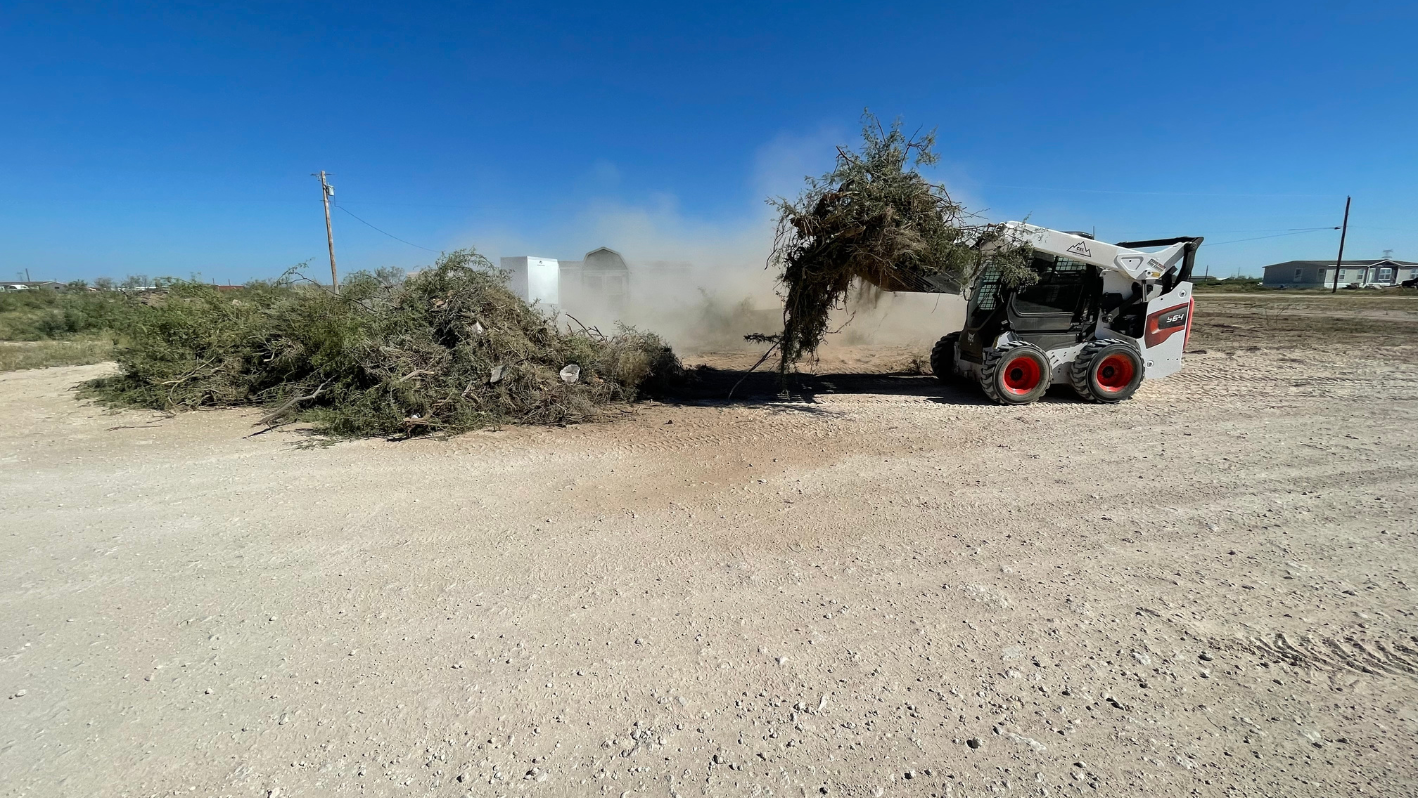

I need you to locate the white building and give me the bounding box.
[1261,258,1416,289]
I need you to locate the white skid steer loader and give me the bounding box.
[932,223,1202,404]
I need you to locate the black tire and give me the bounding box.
[978,341,1051,405]
[1070,339,1144,403]
[930,332,960,384]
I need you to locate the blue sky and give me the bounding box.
[2,1,1413,284]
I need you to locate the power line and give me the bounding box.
[334,205,441,253]
[1206,227,1339,247]
[982,184,1338,198]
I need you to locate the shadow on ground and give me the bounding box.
[665,366,991,407]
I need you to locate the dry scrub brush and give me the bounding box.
[0,286,144,341]
[766,114,1034,372]
[85,250,680,437]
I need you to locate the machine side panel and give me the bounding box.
[1141,282,1193,379]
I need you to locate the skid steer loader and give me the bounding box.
[931,223,1202,404]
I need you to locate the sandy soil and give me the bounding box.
[2,295,1416,797]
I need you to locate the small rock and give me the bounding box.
[457,774,466,783]
[1007,732,1047,752]
[712,753,723,764]
[204,688,213,695]
[966,738,981,749]
[1199,652,1214,662]
[904,769,916,780]
[12,689,27,698]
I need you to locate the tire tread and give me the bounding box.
[930,333,960,385]
[1070,338,1142,403]
[979,341,1049,405]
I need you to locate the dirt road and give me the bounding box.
[2,296,1416,797]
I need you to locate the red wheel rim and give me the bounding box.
[1001,354,1043,396]
[1095,353,1136,393]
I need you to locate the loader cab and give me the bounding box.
[959,253,1100,362]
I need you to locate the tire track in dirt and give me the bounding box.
[1213,632,1418,678]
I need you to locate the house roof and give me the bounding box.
[582,247,628,272]
[1263,259,1416,270]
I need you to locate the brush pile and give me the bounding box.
[86,250,680,437]
[766,115,1034,372]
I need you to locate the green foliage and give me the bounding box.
[0,288,142,341]
[766,113,1033,372]
[84,249,681,438]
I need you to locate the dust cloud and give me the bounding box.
[470,130,969,359]
[536,208,966,357]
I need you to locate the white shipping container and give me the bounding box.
[501,256,560,306]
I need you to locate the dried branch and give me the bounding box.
[727,340,781,402]
[258,379,331,426]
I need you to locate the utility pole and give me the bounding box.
[25,268,31,282]
[1331,196,1351,294]
[315,171,338,294]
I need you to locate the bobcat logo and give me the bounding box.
[1066,241,1092,258]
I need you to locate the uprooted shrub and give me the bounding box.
[84,250,681,437]
[766,113,1035,373]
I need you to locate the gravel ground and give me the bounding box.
[2,296,1416,797]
